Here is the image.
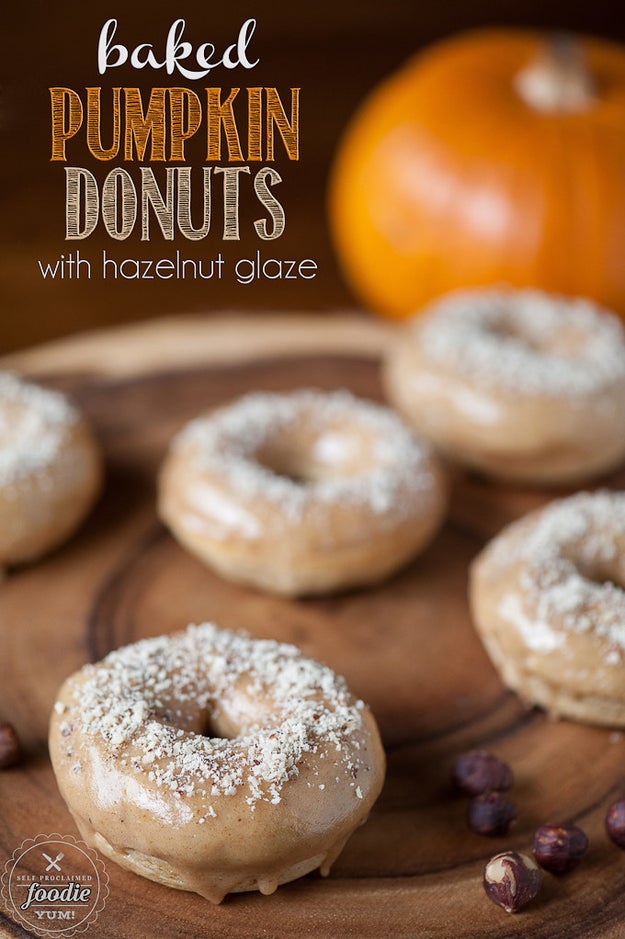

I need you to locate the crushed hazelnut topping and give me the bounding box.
[56,623,370,814]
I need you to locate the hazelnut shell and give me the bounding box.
[452,749,513,796]
[484,851,543,913]
[533,823,588,873]
[468,791,517,836]
[0,722,21,769]
[606,799,625,849]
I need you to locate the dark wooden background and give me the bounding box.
[2,0,625,352]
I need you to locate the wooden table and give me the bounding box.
[1,313,625,937]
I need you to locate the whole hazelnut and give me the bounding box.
[484,851,543,913]
[468,791,517,836]
[452,750,513,796]
[0,722,21,769]
[605,799,625,848]
[533,823,588,873]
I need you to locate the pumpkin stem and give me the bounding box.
[515,34,596,113]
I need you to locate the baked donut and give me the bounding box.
[0,372,102,569]
[49,622,386,902]
[384,289,625,484]
[470,491,625,726]
[158,389,446,596]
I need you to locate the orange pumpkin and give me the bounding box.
[329,29,625,319]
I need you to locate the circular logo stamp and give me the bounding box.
[2,833,109,937]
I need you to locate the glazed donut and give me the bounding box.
[470,491,625,726]
[0,372,102,569]
[384,289,625,484]
[158,389,446,596]
[49,622,386,903]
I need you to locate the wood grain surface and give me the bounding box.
[2,316,625,938]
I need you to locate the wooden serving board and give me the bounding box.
[2,313,625,938]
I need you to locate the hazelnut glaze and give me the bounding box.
[49,623,386,903]
[158,389,447,596]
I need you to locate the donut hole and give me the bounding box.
[574,558,625,594]
[199,685,279,740]
[254,427,381,484]
[148,699,238,740]
[149,708,239,741]
[487,310,588,361]
[487,317,543,353]
[254,444,310,485]
[200,712,238,740]
[149,705,240,741]
[149,678,280,742]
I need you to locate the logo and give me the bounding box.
[2,834,109,937]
